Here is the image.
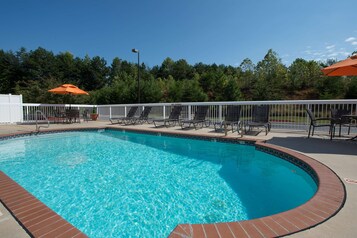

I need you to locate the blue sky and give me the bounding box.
[1,0,356,67]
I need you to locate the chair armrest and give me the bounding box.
[315,117,331,121]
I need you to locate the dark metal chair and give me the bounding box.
[153,105,182,127]
[82,109,89,122]
[66,109,80,123]
[245,105,271,135]
[181,105,210,130]
[330,108,351,137]
[214,105,242,134]
[306,108,333,139]
[54,108,66,124]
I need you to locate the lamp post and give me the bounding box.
[132,48,140,103]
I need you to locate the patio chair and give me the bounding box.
[153,105,182,127]
[54,108,66,124]
[214,105,242,134]
[330,108,351,137]
[70,109,80,123]
[124,106,152,125]
[181,105,210,130]
[82,109,89,122]
[342,115,357,140]
[109,106,138,124]
[245,105,271,135]
[306,108,333,139]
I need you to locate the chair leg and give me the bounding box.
[330,125,334,140]
[308,125,312,138]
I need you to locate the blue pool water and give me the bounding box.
[0,130,317,237]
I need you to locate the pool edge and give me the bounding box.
[0,172,88,238]
[0,127,346,238]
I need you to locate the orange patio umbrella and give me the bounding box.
[48,84,89,95]
[322,55,357,76]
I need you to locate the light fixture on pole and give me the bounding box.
[132,48,140,103]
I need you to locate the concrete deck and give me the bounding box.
[0,121,356,237]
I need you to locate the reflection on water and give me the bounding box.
[0,139,25,163]
[55,152,88,168]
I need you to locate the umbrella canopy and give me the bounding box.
[48,84,89,95]
[322,55,357,76]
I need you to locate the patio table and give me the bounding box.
[65,109,80,123]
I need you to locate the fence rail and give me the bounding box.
[1,100,356,135]
[97,99,357,132]
[22,103,95,123]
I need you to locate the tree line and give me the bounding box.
[0,47,356,104]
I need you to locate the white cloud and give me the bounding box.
[345,37,356,42]
[328,53,338,57]
[301,38,356,62]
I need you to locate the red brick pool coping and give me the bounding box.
[0,127,346,238]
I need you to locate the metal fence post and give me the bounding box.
[219,105,222,122]
[188,105,192,120]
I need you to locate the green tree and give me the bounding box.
[172,59,194,80]
[221,76,242,101]
[0,49,22,93]
[239,58,256,100]
[79,55,109,91]
[55,51,81,84]
[254,49,287,100]
[158,57,175,79]
[164,76,183,102]
[140,77,163,103]
[21,47,57,83]
[345,78,357,99]
[181,79,207,102]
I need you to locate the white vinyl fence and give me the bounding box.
[1,98,357,135]
[22,103,95,123]
[98,99,357,132]
[0,94,23,123]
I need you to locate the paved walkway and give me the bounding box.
[0,121,356,237]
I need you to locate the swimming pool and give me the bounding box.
[0,129,317,237]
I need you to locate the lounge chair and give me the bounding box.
[124,106,152,125]
[306,108,333,139]
[109,106,138,124]
[181,105,210,130]
[153,105,182,127]
[245,105,271,135]
[214,105,242,133]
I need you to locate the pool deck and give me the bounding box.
[0,121,356,237]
